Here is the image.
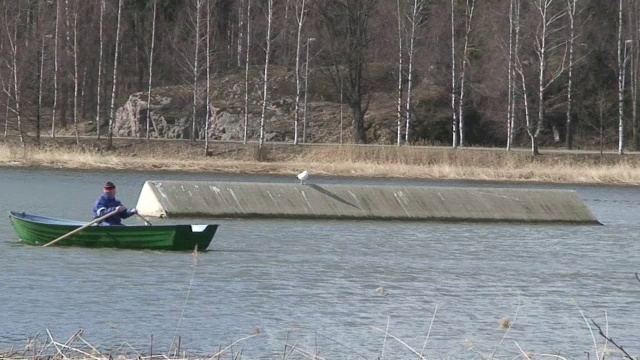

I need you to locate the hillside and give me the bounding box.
[111,64,458,145]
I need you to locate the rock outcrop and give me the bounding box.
[113,65,446,144]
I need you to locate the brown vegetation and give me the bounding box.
[2,139,640,186]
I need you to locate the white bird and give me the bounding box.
[297,170,309,185]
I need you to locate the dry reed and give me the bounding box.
[1,140,640,185]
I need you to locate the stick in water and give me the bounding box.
[42,210,119,247]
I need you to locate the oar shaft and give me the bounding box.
[136,213,153,226]
[42,210,119,247]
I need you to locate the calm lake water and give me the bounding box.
[1,167,640,359]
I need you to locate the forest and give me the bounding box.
[0,0,638,154]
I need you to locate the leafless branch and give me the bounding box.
[591,319,634,360]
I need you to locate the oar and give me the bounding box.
[136,213,153,226]
[42,210,119,247]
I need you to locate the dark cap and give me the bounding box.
[104,181,116,190]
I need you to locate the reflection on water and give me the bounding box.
[1,168,640,359]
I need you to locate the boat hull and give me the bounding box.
[9,212,217,251]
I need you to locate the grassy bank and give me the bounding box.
[1,138,640,185]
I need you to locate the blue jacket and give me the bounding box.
[93,193,135,225]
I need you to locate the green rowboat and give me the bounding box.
[9,211,218,251]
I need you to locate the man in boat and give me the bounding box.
[93,181,137,225]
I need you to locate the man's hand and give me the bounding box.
[130,208,138,214]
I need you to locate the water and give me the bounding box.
[1,167,640,359]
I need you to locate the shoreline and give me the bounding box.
[2,161,638,189]
[2,139,640,187]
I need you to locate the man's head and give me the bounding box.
[103,181,116,196]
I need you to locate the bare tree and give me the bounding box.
[631,0,639,150]
[318,0,378,144]
[259,0,274,149]
[191,0,203,141]
[3,83,9,139]
[627,0,640,151]
[565,0,577,149]
[36,34,45,146]
[457,0,477,147]
[283,0,291,67]
[146,0,157,140]
[396,0,403,146]
[405,0,422,144]
[451,0,458,148]
[532,0,566,155]
[514,0,536,153]
[506,0,515,150]
[340,79,344,144]
[237,0,244,68]
[302,36,314,143]
[204,0,211,155]
[243,0,251,144]
[107,0,123,149]
[4,2,25,146]
[1,31,8,139]
[617,0,630,154]
[293,0,307,145]
[52,0,60,138]
[95,0,104,139]
[69,0,80,145]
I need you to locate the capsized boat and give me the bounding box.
[9,211,217,251]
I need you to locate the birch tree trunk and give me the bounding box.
[192,0,203,141]
[534,0,548,156]
[340,80,344,144]
[243,0,251,144]
[533,0,566,155]
[457,0,476,147]
[259,0,273,149]
[3,86,9,138]
[451,0,458,148]
[396,0,403,146]
[293,0,307,145]
[632,0,639,150]
[146,0,157,140]
[95,0,104,139]
[303,38,312,143]
[507,0,515,151]
[511,0,521,150]
[405,0,420,144]
[205,0,211,155]
[1,23,8,139]
[8,14,25,147]
[108,0,123,149]
[617,0,625,155]
[36,36,45,146]
[565,0,576,149]
[518,62,534,154]
[237,0,244,68]
[514,0,528,151]
[52,0,60,138]
[80,68,87,124]
[71,3,80,145]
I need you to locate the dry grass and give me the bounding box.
[2,139,640,185]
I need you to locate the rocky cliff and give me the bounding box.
[113,65,450,144]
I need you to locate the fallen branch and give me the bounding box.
[591,319,635,360]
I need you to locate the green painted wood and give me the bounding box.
[9,212,217,251]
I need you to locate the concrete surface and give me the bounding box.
[135,180,599,224]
